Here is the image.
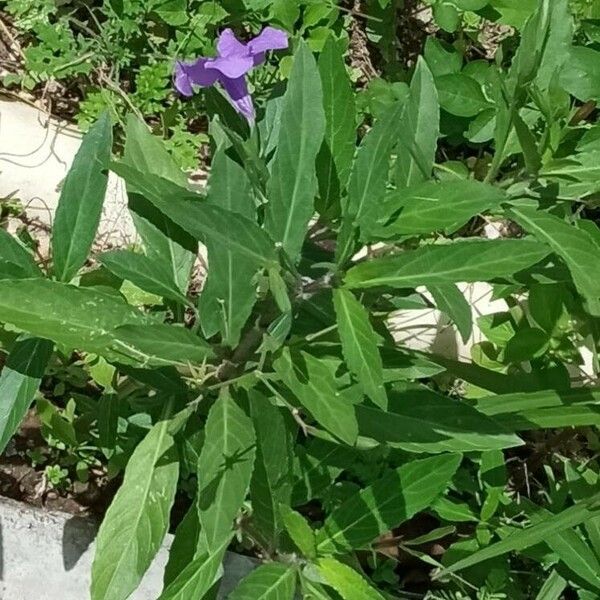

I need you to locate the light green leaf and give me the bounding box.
[98,250,190,305]
[363,179,506,239]
[316,454,461,554]
[534,570,566,600]
[346,100,405,225]
[228,562,296,600]
[435,74,490,117]
[200,146,258,346]
[52,112,112,282]
[264,41,326,260]
[0,279,147,351]
[429,284,472,343]
[443,494,600,574]
[91,409,179,600]
[197,392,256,554]
[333,289,386,409]
[510,207,600,314]
[250,391,294,551]
[345,240,549,289]
[0,229,42,278]
[317,35,356,211]
[395,57,439,188]
[112,163,277,268]
[163,504,200,588]
[0,337,53,453]
[316,558,385,600]
[107,324,214,367]
[280,505,317,559]
[159,538,229,600]
[560,46,600,102]
[356,388,521,453]
[273,350,358,446]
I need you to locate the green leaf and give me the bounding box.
[273,350,358,446]
[264,41,326,260]
[228,562,296,600]
[559,46,600,102]
[280,505,317,559]
[249,391,294,551]
[107,324,214,367]
[534,570,566,600]
[159,538,229,600]
[123,114,188,186]
[317,35,356,211]
[0,279,147,351]
[98,250,189,305]
[316,558,385,600]
[91,409,179,600]
[510,207,600,314]
[163,504,200,588]
[0,229,42,277]
[316,454,461,554]
[356,388,522,453]
[363,179,506,239]
[345,240,549,289]
[504,327,549,362]
[395,57,439,188]
[443,494,600,574]
[52,112,112,282]
[151,0,188,26]
[112,163,277,268]
[199,146,258,346]
[129,195,196,295]
[196,392,256,554]
[435,74,490,117]
[346,100,405,226]
[429,284,472,343]
[333,289,387,409]
[424,38,462,78]
[0,337,53,453]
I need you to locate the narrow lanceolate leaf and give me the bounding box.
[264,41,326,260]
[123,114,188,187]
[443,494,600,575]
[428,283,472,343]
[249,391,294,551]
[200,147,258,346]
[163,504,200,588]
[347,100,405,227]
[159,538,229,600]
[316,454,461,554]
[98,250,189,305]
[345,240,549,289]
[196,392,256,554]
[280,505,317,559]
[510,207,600,315]
[0,279,146,351]
[333,289,387,409]
[273,349,358,446]
[317,35,356,211]
[0,229,42,277]
[112,163,277,267]
[52,112,112,282]
[228,563,296,600]
[317,558,385,600]
[395,57,439,189]
[356,389,521,453]
[0,337,53,453]
[91,410,179,600]
[363,179,506,239]
[106,324,214,368]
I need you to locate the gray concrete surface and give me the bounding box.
[0,497,255,600]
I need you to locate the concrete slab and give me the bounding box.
[0,497,256,600]
[0,98,136,247]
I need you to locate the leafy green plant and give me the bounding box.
[2,1,600,598]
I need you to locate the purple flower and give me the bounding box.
[174,27,289,122]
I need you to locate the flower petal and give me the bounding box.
[174,58,219,97]
[206,54,254,79]
[248,26,289,55]
[217,28,247,58]
[220,75,255,122]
